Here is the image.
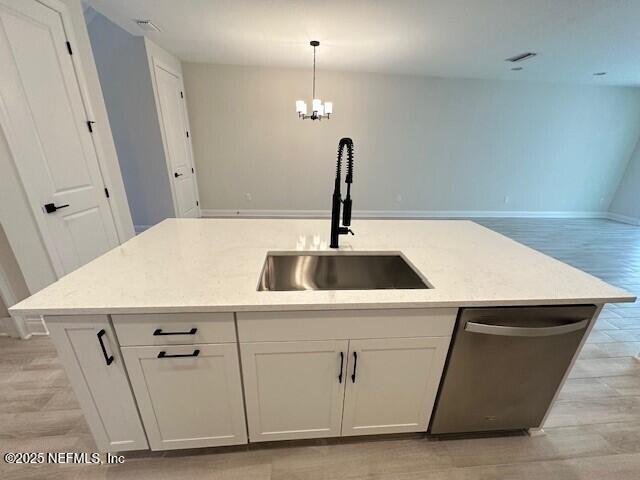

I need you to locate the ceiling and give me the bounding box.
[86,0,640,86]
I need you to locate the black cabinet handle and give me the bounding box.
[338,352,344,383]
[44,203,70,214]
[157,349,200,359]
[153,327,197,336]
[351,351,358,383]
[174,172,183,178]
[97,329,114,366]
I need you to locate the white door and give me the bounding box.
[0,0,119,275]
[122,343,247,450]
[47,315,148,452]
[240,340,348,442]
[341,337,450,436]
[154,63,199,217]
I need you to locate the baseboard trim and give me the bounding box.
[0,315,45,338]
[23,316,48,337]
[201,209,609,220]
[605,212,640,226]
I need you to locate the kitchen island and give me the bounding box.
[10,219,635,452]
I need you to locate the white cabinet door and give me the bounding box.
[341,337,450,436]
[122,343,247,450]
[0,0,119,275]
[47,316,148,452]
[240,340,348,442]
[153,61,199,218]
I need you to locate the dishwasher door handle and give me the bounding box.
[465,318,589,337]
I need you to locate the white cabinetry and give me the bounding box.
[238,308,456,442]
[46,315,148,452]
[48,308,455,451]
[240,340,348,441]
[341,337,450,436]
[122,343,247,450]
[113,313,247,450]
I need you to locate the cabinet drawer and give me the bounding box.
[112,313,235,346]
[237,308,457,342]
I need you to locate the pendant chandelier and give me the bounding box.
[296,41,332,121]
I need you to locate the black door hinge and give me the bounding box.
[66,41,73,55]
[104,187,110,198]
[186,131,189,138]
[180,91,184,98]
[87,121,95,133]
[191,167,194,173]
[196,200,199,206]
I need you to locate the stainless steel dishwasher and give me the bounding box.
[429,304,596,435]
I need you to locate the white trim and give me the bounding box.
[605,212,640,226]
[23,316,48,337]
[201,209,609,220]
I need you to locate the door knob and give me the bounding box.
[44,203,69,214]
[174,172,183,178]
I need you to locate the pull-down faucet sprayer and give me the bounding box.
[330,138,355,248]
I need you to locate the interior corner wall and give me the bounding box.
[86,9,175,229]
[182,63,640,215]
[609,139,640,223]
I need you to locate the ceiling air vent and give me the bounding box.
[505,52,537,63]
[134,20,161,32]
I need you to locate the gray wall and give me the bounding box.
[609,140,640,223]
[183,63,640,215]
[86,10,174,229]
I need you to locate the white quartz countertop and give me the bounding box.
[10,219,635,316]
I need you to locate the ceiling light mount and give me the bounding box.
[296,41,332,121]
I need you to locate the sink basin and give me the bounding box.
[258,253,431,291]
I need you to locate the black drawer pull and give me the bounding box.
[158,349,200,359]
[97,329,114,366]
[153,327,197,336]
[351,351,358,383]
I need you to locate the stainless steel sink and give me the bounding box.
[258,253,431,291]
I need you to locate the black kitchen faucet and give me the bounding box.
[330,137,355,248]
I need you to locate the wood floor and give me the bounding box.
[1,218,639,479]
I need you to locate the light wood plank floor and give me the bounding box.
[1,218,639,479]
